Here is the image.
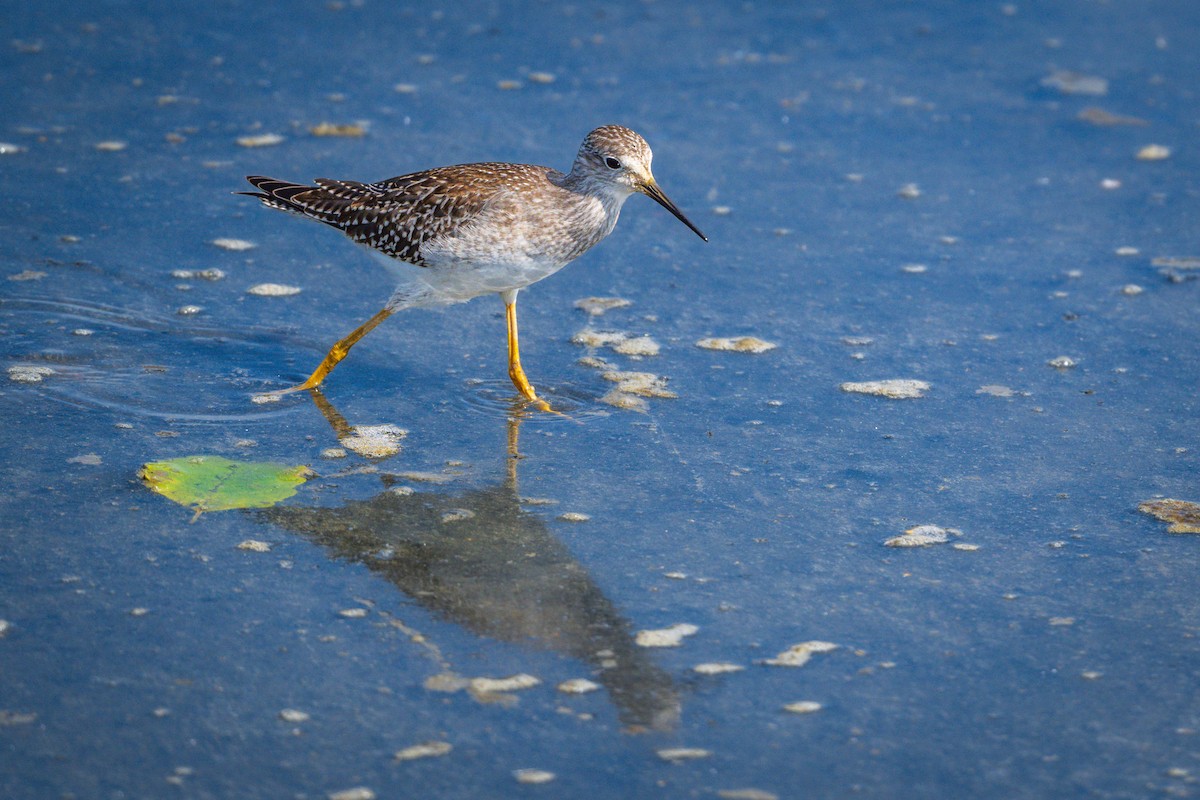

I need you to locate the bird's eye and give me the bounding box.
[604,156,622,170]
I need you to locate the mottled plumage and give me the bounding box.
[241,125,707,403]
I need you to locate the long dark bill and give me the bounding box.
[641,180,708,242]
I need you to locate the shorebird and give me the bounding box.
[241,125,707,403]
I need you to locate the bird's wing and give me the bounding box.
[243,164,544,266]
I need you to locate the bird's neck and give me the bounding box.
[556,170,632,216]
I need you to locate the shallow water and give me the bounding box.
[3,2,1199,798]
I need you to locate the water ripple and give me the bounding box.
[4,296,306,423]
[456,379,611,422]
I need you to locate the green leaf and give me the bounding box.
[140,456,314,517]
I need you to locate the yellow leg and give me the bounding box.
[505,299,539,402]
[273,307,394,394]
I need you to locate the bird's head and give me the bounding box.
[574,125,708,242]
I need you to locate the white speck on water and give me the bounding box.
[176,305,203,316]
[328,788,375,800]
[977,385,1016,398]
[601,371,676,398]
[557,512,590,523]
[423,673,469,693]
[1121,284,1144,296]
[1136,144,1171,161]
[572,330,626,348]
[173,268,226,281]
[763,640,838,667]
[557,678,600,694]
[247,283,302,297]
[8,270,46,281]
[237,540,272,552]
[901,263,928,274]
[1100,178,1121,190]
[1114,246,1140,256]
[309,122,367,137]
[513,769,555,784]
[211,238,256,251]
[278,708,309,723]
[8,365,55,383]
[0,143,27,155]
[395,741,452,761]
[571,329,659,356]
[574,296,632,316]
[693,662,745,675]
[250,393,281,404]
[840,379,930,399]
[469,674,541,694]
[1047,356,1077,369]
[720,786,777,800]
[0,711,37,725]
[340,424,407,458]
[897,183,921,199]
[600,390,648,411]
[783,701,823,714]
[636,623,699,648]
[94,140,127,152]
[236,133,285,148]
[718,789,779,800]
[657,748,712,763]
[338,608,369,619]
[696,336,778,354]
[68,454,102,466]
[1152,256,1200,270]
[884,524,962,547]
[1040,70,1108,96]
[612,335,660,356]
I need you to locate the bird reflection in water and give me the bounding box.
[258,391,680,732]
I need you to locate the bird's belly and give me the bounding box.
[416,226,574,299]
[421,256,566,299]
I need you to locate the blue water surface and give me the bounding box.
[2,2,1199,798]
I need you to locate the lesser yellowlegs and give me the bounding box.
[241,125,707,402]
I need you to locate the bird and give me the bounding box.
[239,125,707,403]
